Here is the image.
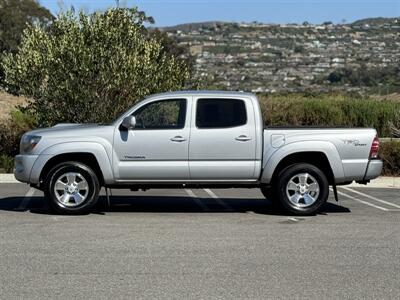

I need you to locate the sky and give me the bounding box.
[39,0,400,27]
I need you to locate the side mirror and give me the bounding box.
[121,116,136,130]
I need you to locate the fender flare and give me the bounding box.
[260,141,345,184]
[30,142,114,184]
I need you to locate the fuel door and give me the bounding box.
[271,134,286,148]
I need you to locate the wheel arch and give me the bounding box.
[39,152,105,187]
[261,141,345,185]
[30,142,114,187]
[271,152,335,185]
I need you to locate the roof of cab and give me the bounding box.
[145,90,256,99]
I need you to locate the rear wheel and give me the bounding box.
[44,162,100,214]
[276,163,329,216]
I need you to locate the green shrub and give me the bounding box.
[0,110,36,157]
[380,141,400,176]
[302,99,345,126]
[2,8,189,127]
[259,93,400,137]
[0,154,13,173]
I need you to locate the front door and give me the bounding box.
[113,98,190,181]
[189,97,257,180]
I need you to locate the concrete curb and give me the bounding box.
[0,174,18,183]
[0,173,399,188]
[348,176,400,189]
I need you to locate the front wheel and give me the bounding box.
[277,163,329,216]
[44,162,100,214]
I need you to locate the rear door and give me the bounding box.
[189,97,257,180]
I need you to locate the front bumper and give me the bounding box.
[14,155,39,183]
[364,159,383,180]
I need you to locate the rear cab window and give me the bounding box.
[196,98,247,129]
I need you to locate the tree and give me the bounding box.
[294,45,305,53]
[2,8,190,126]
[0,0,53,53]
[0,0,53,84]
[327,65,400,88]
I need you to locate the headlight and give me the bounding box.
[20,135,41,154]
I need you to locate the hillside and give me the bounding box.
[162,21,227,32]
[163,17,400,93]
[352,17,399,26]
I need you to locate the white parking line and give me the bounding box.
[288,217,300,222]
[341,186,400,209]
[203,189,234,212]
[17,187,35,211]
[185,189,209,212]
[330,188,389,211]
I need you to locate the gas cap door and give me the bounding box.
[271,134,286,148]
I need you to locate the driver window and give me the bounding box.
[132,99,186,130]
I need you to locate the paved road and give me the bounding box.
[0,184,399,299]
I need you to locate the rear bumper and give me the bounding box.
[364,159,383,180]
[14,155,38,183]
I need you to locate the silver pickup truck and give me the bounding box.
[15,91,382,215]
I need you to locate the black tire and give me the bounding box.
[44,161,100,214]
[276,163,329,216]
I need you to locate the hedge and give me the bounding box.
[379,141,400,176]
[259,93,400,137]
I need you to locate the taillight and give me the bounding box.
[369,136,379,158]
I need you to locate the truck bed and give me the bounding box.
[262,127,378,183]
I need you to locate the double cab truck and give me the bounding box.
[15,91,383,215]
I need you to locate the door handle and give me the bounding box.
[235,135,252,142]
[170,136,187,142]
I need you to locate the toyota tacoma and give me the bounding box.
[14,91,383,215]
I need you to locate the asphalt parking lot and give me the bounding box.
[0,183,399,299]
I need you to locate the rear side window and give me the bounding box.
[196,98,247,128]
